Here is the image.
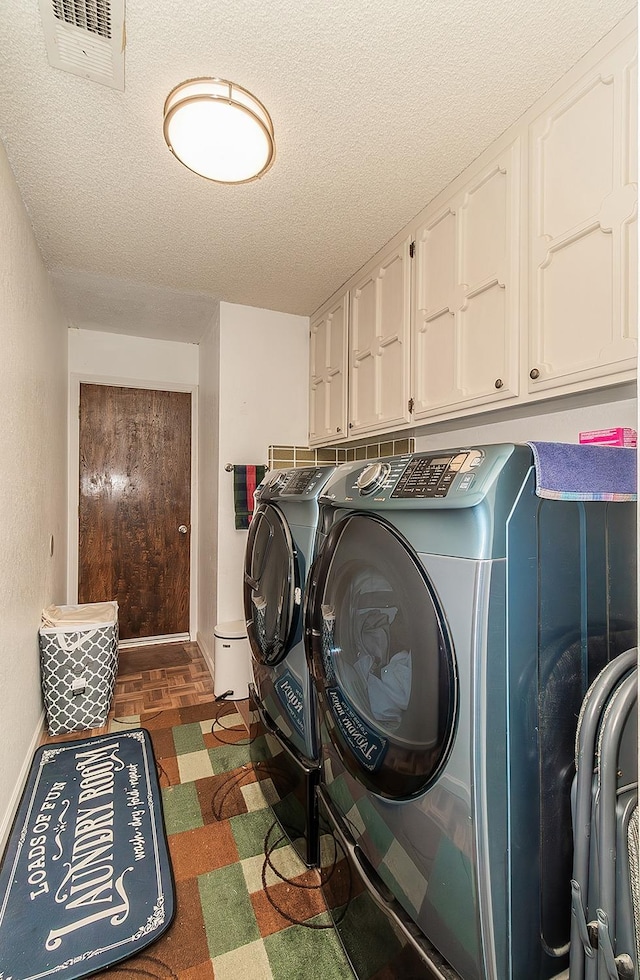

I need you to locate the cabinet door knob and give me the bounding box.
[336,427,342,433]
[494,378,504,389]
[349,423,353,429]
[529,368,540,380]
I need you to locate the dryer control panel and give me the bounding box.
[260,466,336,500]
[391,449,484,498]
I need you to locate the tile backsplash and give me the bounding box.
[268,437,415,470]
[345,437,415,462]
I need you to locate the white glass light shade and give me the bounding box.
[163,78,275,184]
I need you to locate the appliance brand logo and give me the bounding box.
[275,671,306,738]
[326,688,387,771]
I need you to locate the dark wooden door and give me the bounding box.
[78,384,192,640]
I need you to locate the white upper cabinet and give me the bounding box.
[307,15,636,447]
[528,33,638,394]
[309,291,349,446]
[348,238,412,437]
[412,139,521,419]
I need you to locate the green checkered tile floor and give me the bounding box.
[89,699,354,980]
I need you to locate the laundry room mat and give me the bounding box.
[0,729,174,980]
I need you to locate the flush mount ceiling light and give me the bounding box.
[163,77,275,184]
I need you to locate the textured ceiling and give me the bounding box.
[0,0,634,342]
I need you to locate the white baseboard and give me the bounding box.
[196,631,215,680]
[119,633,190,649]
[0,709,46,856]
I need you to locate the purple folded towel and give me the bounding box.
[527,441,637,501]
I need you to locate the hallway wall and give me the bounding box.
[65,307,309,673]
[197,311,221,667]
[0,140,68,849]
[68,327,200,385]
[215,302,309,628]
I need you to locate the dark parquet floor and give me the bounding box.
[40,641,221,744]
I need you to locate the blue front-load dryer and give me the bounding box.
[305,445,637,980]
[244,465,336,867]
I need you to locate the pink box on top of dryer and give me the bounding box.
[578,427,637,447]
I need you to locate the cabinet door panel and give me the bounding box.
[350,274,378,432]
[459,282,508,396]
[380,253,405,331]
[349,240,411,436]
[350,350,377,431]
[412,140,520,419]
[625,57,638,184]
[310,378,328,445]
[542,227,613,369]
[414,311,458,409]
[421,209,456,313]
[529,36,637,391]
[309,293,348,446]
[352,276,377,355]
[623,55,638,348]
[460,165,507,286]
[309,316,327,445]
[540,77,614,237]
[379,333,406,422]
[412,210,459,415]
[309,315,327,380]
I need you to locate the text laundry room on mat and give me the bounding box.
[0,729,174,979]
[2,642,353,980]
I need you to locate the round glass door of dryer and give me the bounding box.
[307,513,458,799]
[243,504,300,667]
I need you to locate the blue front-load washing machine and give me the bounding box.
[244,465,336,866]
[305,445,637,980]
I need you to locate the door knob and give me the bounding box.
[178,525,188,534]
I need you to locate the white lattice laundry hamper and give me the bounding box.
[39,601,119,735]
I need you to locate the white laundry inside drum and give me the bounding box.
[335,570,415,734]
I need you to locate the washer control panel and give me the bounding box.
[356,461,391,495]
[391,449,485,498]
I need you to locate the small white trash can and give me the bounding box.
[214,620,252,700]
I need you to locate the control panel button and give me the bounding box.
[270,471,288,491]
[356,462,391,495]
[466,451,484,469]
[276,467,323,495]
[389,450,487,498]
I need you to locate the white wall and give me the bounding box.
[0,140,68,850]
[413,386,637,451]
[69,327,199,385]
[217,302,309,623]
[66,310,308,653]
[197,309,221,668]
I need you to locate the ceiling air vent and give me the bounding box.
[38,0,125,90]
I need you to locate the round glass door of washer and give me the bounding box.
[307,513,457,799]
